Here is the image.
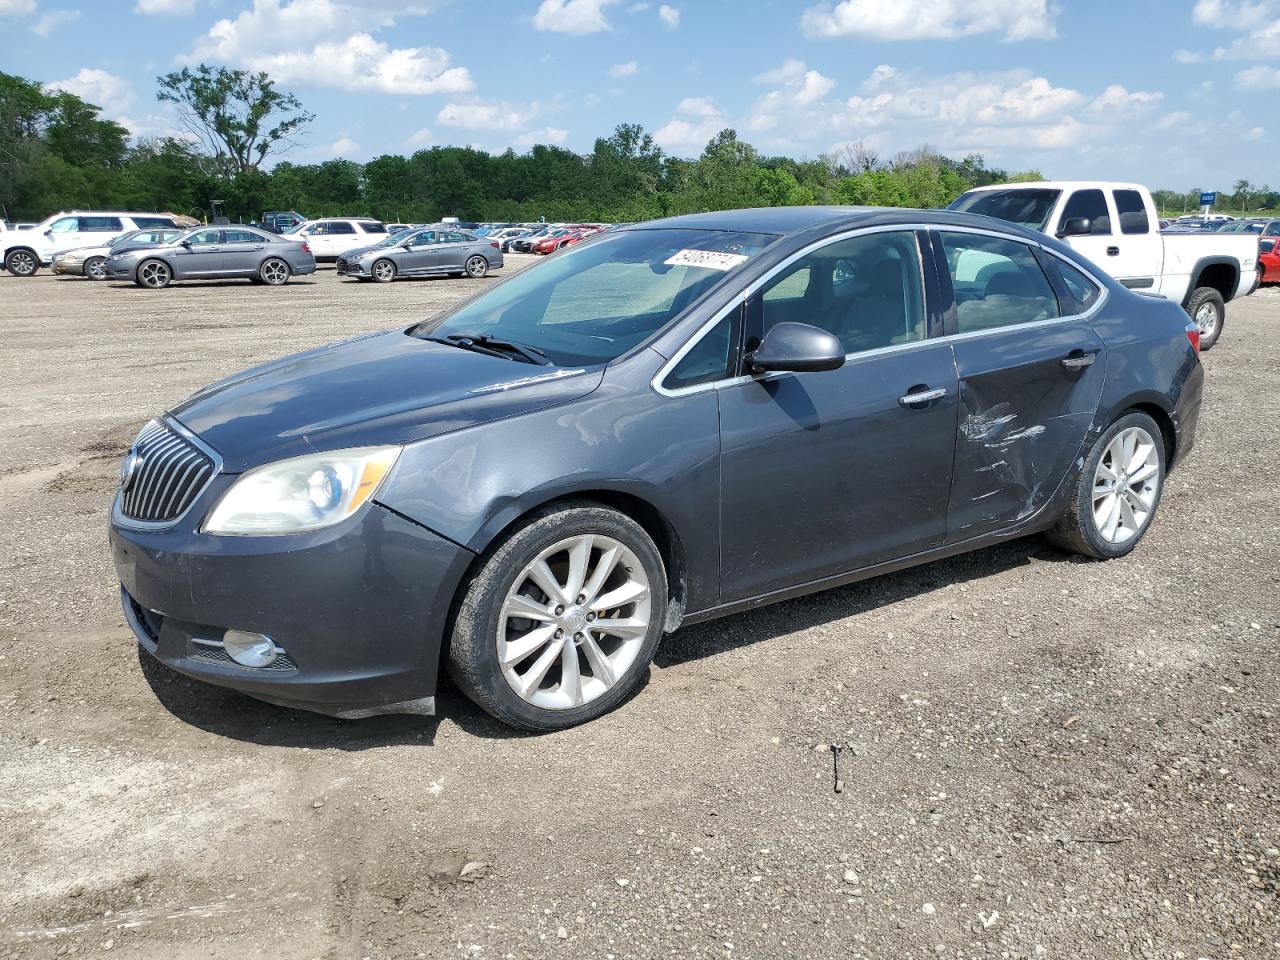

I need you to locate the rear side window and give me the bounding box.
[358,221,387,233]
[1113,190,1150,235]
[224,230,259,243]
[82,217,123,232]
[940,232,1060,332]
[1058,190,1112,236]
[328,221,357,235]
[1052,258,1103,313]
[133,216,176,229]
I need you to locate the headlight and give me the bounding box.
[202,446,401,535]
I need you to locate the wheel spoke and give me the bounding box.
[1100,495,1122,540]
[1118,494,1138,532]
[1126,441,1151,475]
[591,617,648,639]
[580,633,616,686]
[1096,462,1119,483]
[592,578,648,612]
[502,592,554,622]
[517,634,565,696]
[500,624,557,667]
[565,536,592,600]
[1128,463,1157,486]
[558,643,583,706]
[528,558,568,605]
[581,543,621,604]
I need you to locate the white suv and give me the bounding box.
[2,211,183,277]
[284,218,389,261]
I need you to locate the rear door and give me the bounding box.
[325,220,362,257]
[1106,188,1164,290]
[715,228,958,601]
[222,228,268,274]
[934,229,1107,541]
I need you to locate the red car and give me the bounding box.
[1259,238,1280,285]
[533,225,603,255]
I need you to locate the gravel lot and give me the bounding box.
[0,263,1276,960]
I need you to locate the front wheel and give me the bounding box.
[371,258,396,283]
[84,256,107,280]
[465,255,488,278]
[259,258,291,285]
[1047,411,1166,560]
[1186,286,1224,351]
[447,503,667,731]
[5,249,39,277]
[136,259,172,289]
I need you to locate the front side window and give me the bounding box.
[49,217,80,233]
[1058,189,1112,235]
[187,229,221,245]
[414,228,777,367]
[1113,190,1150,235]
[753,230,925,355]
[940,232,1060,332]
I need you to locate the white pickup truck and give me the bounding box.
[948,181,1259,350]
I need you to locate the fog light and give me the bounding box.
[222,630,278,667]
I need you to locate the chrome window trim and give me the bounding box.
[651,222,1112,399]
[111,415,224,532]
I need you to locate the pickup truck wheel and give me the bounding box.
[5,248,39,277]
[1186,287,1224,351]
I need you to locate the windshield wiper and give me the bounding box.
[426,333,550,365]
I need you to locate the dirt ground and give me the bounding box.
[0,262,1276,960]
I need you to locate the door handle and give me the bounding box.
[898,386,947,407]
[1106,246,1120,256]
[1061,351,1097,370]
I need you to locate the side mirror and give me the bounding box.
[1057,217,1092,238]
[179,239,192,248]
[748,321,845,374]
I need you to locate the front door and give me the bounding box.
[717,229,958,602]
[174,228,225,277]
[934,230,1107,541]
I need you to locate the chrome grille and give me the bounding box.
[119,420,216,524]
[335,256,347,272]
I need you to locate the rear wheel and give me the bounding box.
[1047,411,1166,560]
[371,258,396,283]
[447,503,667,731]
[5,249,39,277]
[259,258,291,285]
[136,259,172,289]
[84,256,107,280]
[1186,286,1224,351]
[465,255,488,278]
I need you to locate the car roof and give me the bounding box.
[963,181,1147,193]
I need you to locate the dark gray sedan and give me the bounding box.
[109,207,1202,730]
[105,225,317,288]
[336,226,503,282]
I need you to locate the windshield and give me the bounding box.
[947,188,1063,231]
[412,228,778,366]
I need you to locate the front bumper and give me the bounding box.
[335,258,368,277]
[52,260,85,276]
[106,259,137,279]
[111,491,474,718]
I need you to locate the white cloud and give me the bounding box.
[328,136,360,156]
[185,1,473,95]
[1192,0,1276,30]
[1245,125,1265,140]
[1172,49,1203,64]
[657,3,679,27]
[1087,84,1163,114]
[405,127,433,148]
[653,96,727,151]
[748,61,836,133]
[609,60,638,78]
[31,8,79,35]
[1211,22,1280,60]
[754,58,807,85]
[1237,65,1280,88]
[0,0,36,14]
[515,127,569,147]
[436,99,539,131]
[533,0,617,33]
[135,0,196,14]
[801,0,1055,42]
[48,69,135,110]
[1154,111,1192,130]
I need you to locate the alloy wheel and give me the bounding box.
[1194,301,1220,338]
[6,251,37,277]
[1092,426,1161,544]
[466,255,488,278]
[373,259,395,282]
[261,259,290,285]
[138,261,171,288]
[498,534,651,710]
[85,257,107,280]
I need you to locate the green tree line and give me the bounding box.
[2,68,1273,226]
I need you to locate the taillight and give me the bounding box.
[301,241,311,254]
[1186,322,1200,355]
[490,241,499,248]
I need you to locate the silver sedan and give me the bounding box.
[105,226,317,289]
[336,227,503,282]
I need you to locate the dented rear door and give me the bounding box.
[931,229,1106,543]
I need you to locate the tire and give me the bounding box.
[465,255,488,278]
[1186,286,1224,351]
[259,258,291,285]
[371,258,396,283]
[5,248,39,277]
[84,256,107,280]
[1046,411,1167,560]
[136,259,172,289]
[447,502,668,731]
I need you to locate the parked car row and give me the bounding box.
[336,224,503,282]
[1,210,189,277]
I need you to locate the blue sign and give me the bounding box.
[1200,191,1217,206]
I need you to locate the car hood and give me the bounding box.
[169,329,603,472]
[56,244,111,258]
[336,244,389,259]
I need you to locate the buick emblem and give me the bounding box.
[119,450,141,492]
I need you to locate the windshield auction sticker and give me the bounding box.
[664,249,750,271]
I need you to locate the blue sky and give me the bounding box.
[1,0,1276,189]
